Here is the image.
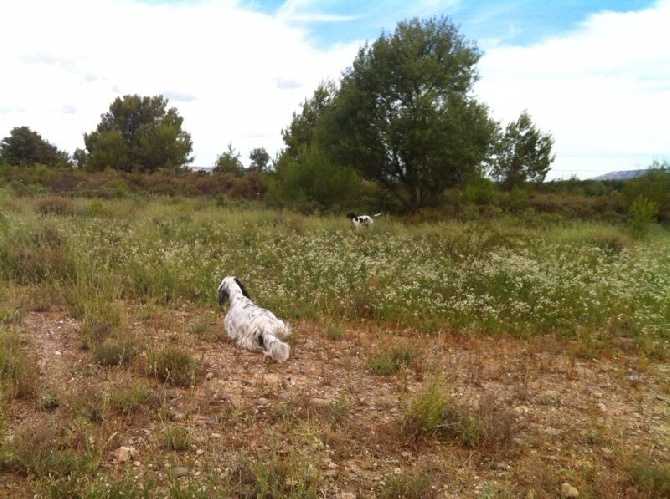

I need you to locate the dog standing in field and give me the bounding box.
[347,212,382,230]
[217,276,292,362]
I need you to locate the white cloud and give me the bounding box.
[475,0,670,179]
[1,0,667,178]
[0,0,359,165]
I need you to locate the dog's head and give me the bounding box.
[267,339,290,363]
[217,276,250,305]
[346,212,357,220]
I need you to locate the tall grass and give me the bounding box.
[0,194,668,355]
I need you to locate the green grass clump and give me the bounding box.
[163,425,192,452]
[0,329,39,399]
[380,471,433,499]
[401,382,517,452]
[367,345,418,375]
[149,347,197,387]
[627,457,670,497]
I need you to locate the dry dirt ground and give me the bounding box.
[3,308,669,498]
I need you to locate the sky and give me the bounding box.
[1,0,668,180]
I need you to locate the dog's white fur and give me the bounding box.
[347,212,382,229]
[217,276,292,362]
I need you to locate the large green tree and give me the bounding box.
[0,126,70,167]
[317,17,496,212]
[489,110,555,190]
[282,81,336,159]
[83,95,193,172]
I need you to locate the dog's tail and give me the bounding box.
[373,212,382,218]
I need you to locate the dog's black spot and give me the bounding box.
[257,333,264,348]
[235,278,250,299]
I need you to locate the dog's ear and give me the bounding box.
[235,278,250,299]
[217,285,229,305]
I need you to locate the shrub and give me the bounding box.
[35,196,75,216]
[627,196,659,238]
[380,471,433,499]
[149,347,197,387]
[367,345,417,375]
[627,457,670,497]
[163,425,191,452]
[0,329,39,399]
[401,383,517,453]
[93,337,139,366]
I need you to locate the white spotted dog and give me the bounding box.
[347,212,382,230]
[217,276,292,362]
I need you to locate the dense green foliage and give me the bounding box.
[489,110,555,190]
[0,127,70,168]
[213,143,244,176]
[316,17,497,211]
[82,95,193,172]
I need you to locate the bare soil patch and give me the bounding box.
[3,308,669,497]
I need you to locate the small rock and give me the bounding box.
[545,427,562,436]
[205,372,214,381]
[626,374,642,382]
[174,466,189,478]
[112,446,137,463]
[596,402,606,412]
[495,462,509,470]
[561,482,579,498]
[307,397,330,409]
[54,351,62,356]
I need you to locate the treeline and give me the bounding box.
[1,161,669,228]
[1,16,668,227]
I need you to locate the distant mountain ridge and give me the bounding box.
[591,169,649,181]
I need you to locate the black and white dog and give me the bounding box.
[217,276,292,362]
[347,212,382,229]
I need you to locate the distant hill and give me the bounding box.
[591,169,649,181]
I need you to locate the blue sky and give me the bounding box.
[242,0,653,49]
[1,0,668,179]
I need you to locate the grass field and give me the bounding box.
[0,192,668,497]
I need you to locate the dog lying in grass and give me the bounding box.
[217,276,292,362]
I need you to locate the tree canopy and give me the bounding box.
[83,95,193,173]
[249,147,271,172]
[316,17,497,212]
[213,143,244,176]
[489,110,555,190]
[0,126,70,167]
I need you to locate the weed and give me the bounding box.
[329,394,350,424]
[626,456,670,497]
[163,425,192,452]
[93,336,140,366]
[367,345,417,375]
[401,383,517,452]
[380,470,434,499]
[0,329,39,399]
[230,451,321,498]
[109,380,158,416]
[149,347,197,387]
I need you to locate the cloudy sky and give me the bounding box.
[1,0,668,179]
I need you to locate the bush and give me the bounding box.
[627,196,659,238]
[149,347,197,386]
[0,330,39,399]
[35,196,75,216]
[401,382,517,453]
